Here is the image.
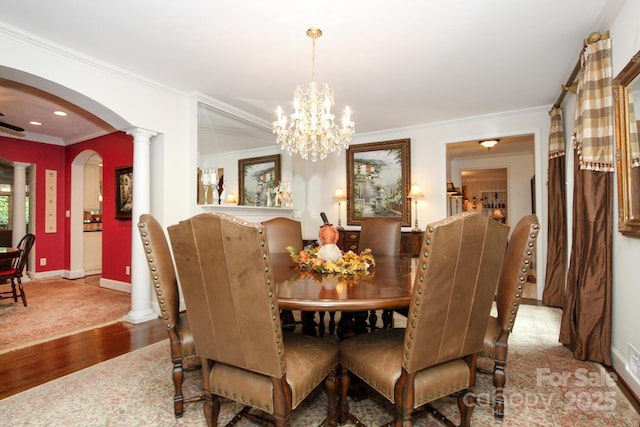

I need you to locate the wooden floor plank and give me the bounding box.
[0,318,166,399]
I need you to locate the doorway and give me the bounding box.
[446,134,537,296]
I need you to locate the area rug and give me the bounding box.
[0,277,131,354]
[1,304,638,426]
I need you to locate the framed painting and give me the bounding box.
[346,138,411,226]
[115,166,133,219]
[238,154,281,206]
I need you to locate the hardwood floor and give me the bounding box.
[0,317,166,400]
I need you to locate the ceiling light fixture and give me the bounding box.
[273,28,355,162]
[479,139,499,150]
[29,121,42,126]
[53,111,67,117]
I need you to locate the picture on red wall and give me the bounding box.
[115,166,132,219]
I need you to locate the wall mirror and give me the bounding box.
[614,50,640,237]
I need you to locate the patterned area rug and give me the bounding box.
[0,277,131,354]
[1,304,638,426]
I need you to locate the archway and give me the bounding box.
[68,150,102,279]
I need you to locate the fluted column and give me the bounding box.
[123,127,158,324]
[11,162,28,247]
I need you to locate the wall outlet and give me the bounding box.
[39,258,46,266]
[125,265,130,275]
[629,343,640,380]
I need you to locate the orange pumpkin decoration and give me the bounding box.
[319,224,340,245]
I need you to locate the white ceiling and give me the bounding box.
[0,0,622,153]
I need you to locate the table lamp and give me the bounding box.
[333,187,347,230]
[408,183,424,232]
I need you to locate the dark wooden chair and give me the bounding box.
[168,212,339,427]
[338,212,509,427]
[0,233,35,307]
[358,217,401,330]
[137,214,202,418]
[479,214,540,419]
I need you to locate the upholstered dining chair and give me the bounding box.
[168,212,339,427]
[357,217,401,256]
[339,212,509,427]
[358,217,401,330]
[261,217,303,254]
[261,217,310,334]
[479,214,539,420]
[0,233,35,307]
[137,214,201,418]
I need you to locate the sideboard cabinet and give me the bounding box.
[338,230,423,257]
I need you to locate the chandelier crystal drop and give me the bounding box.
[273,28,355,162]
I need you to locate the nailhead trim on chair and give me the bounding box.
[402,221,435,370]
[139,223,174,329]
[505,223,539,333]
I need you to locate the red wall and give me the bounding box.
[65,132,133,282]
[1,136,66,271]
[0,132,133,282]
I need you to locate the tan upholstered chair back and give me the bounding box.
[403,212,509,373]
[168,213,285,378]
[261,217,303,254]
[358,218,401,256]
[137,214,179,329]
[496,214,539,332]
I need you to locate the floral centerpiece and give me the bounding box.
[287,246,375,275]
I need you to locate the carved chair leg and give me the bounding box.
[368,310,378,331]
[10,278,18,302]
[205,393,218,427]
[17,277,27,306]
[339,366,350,425]
[492,340,508,419]
[172,357,185,417]
[457,388,475,427]
[382,310,394,329]
[322,368,338,426]
[318,311,338,336]
[493,358,506,419]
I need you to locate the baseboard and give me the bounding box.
[99,278,131,293]
[32,269,65,279]
[61,269,85,279]
[611,345,640,412]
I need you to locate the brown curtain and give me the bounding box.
[542,107,567,307]
[559,35,613,365]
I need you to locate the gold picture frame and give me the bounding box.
[238,154,281,206]
[346,138,411,226]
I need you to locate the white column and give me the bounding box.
[123,127,158,324]
[11,162,28,247]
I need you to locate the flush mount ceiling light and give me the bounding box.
[273,28,355,162]
[479,139,499,150]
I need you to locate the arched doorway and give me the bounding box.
[68,150,103,279]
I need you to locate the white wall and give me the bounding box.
[293,108,549,289]
[609,0,640,398]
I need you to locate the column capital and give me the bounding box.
[12,161,30,169]
[125,127,157,141]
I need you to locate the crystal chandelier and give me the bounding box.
[273,28,355,162]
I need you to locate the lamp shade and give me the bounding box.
[408,183,424,198]
[333,187,346,201]
[446,181,457,194]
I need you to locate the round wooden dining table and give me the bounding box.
[0,247,21,262]
[272,253,417,312]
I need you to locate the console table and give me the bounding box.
[338,229,423,257]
